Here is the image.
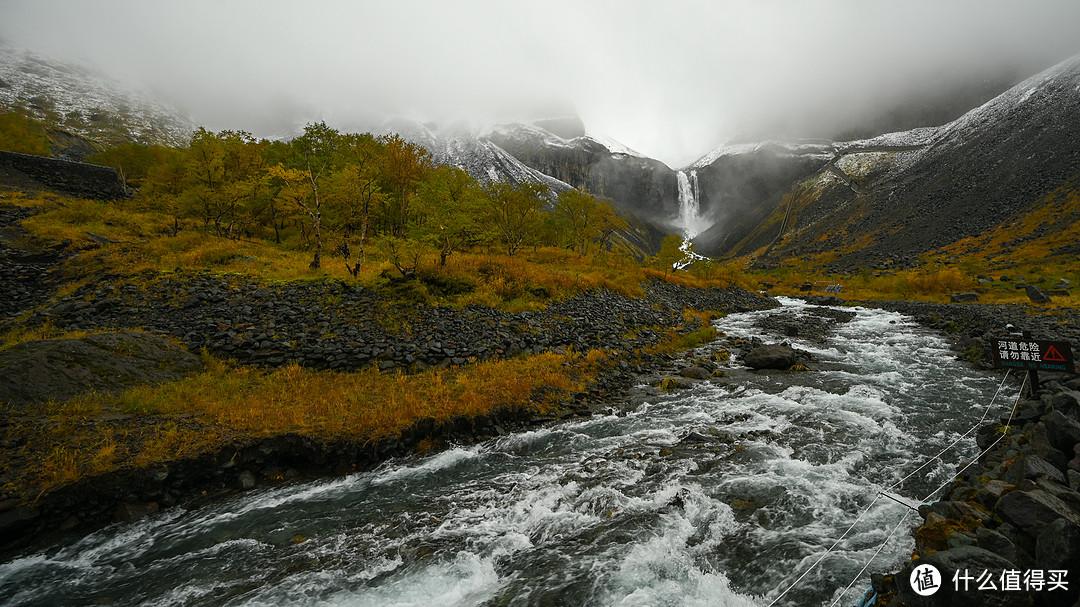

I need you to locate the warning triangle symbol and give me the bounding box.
[1044,345,1067,362]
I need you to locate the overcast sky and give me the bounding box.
[2,0,1079,166]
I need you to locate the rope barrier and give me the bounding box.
[767,370,1022,606]
[822,372,1028,607]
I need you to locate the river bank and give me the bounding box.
[806,296,1080,606]
[0,266,776,556]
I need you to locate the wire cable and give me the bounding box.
[822,373,1028,606]
[768,370,1021,606]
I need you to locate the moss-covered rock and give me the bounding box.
[0,330,202,407]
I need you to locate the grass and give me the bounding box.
[0,320,88,350]
[0,191,744,501]
[12,191,747,311]
[745,183,1080,307]
[3,348,600,499]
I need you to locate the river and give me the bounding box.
[0,298,1012,606]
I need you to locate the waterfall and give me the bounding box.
[675,170,708,266]
[676,170,702,239]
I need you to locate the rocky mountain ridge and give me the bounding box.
[711,54,1080,268]
[0,43,195,155]
[3,41,1076,266]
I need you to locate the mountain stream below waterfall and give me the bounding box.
[0,298,1011,606]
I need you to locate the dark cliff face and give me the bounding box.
[485,124,681,228]
[747,54,1080,269]
[689,142,833,257]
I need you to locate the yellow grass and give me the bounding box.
[0,320,88,350]
[7,349,599,498]
[17,193,744,310]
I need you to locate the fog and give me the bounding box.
[2,0,1079,167]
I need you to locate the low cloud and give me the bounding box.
[2,0,1078,166]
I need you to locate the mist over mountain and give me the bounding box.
[3,1,1079,168]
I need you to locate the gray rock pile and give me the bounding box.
[877,378,1080,606]
[30,271,775,375]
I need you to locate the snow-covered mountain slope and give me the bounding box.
[484,119,681,227]
[0,43,195,153]
[714,53,1080,268]
[381,119,573,194]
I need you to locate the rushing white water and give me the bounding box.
[0,300,1010,606]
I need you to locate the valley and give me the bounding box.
[1,36,1079,607]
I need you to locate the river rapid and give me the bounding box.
[0,298,1011,606]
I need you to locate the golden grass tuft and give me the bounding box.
[0,320,88,350]
[8,349,599,498]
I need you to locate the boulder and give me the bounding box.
[892,546,1020,606]
[804,295,844,306]
[0,330,204,407]
[1024,285,1052,304]
[1042,410,1080,454]
[996,489,1080,536]
[743,345,798,370]
[678,366,712,380]
[950,292,980,303]
[975,527,1023,567]
[1002,455,1066,486]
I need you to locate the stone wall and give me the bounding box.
[0,151,127,199]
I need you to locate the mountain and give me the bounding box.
[484,119,681,229]
[0,43,195,157]
[387,117,681,253]
[379,118,574,195]
[709,53,1080,270]
[686,141,835,255]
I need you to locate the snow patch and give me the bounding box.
[0,42,195,148]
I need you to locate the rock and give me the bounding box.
[949,500,991,522]
[947,532,977,549]
[678,366,711,380]
[115,502,159,524]
[1034,518,1080,571]
[1002,455,1066,486]
[976,480,1012,509]
[238,471,256,490]
[804,295,844,306]
[892,546,1019,606]
[1042,410,1080,454]
[1028,422,1069,471]
[995,489,1080,536]
[0,330,204,407]
[1024,285,1052,304]
[975,527,1023,566]
[950,292,980,303]
[1051,391,1080,418]
[743,345,798,370]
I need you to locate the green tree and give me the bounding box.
[86,143,180,189]
[554,188,628,256]
[380,135,433,237]
[269,122,342,269]
[483,181,549,257]
[177,128,267,239]
[324,132,385,277]
[415,165,487,266]
[655,234,686,275]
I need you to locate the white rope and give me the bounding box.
[766,494,884,606]
[768,370,1020,606]
[885,370,1013,492]
[822,372,1028,606]
[828,510,913,607]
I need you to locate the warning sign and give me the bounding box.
[990,338,1075,372]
